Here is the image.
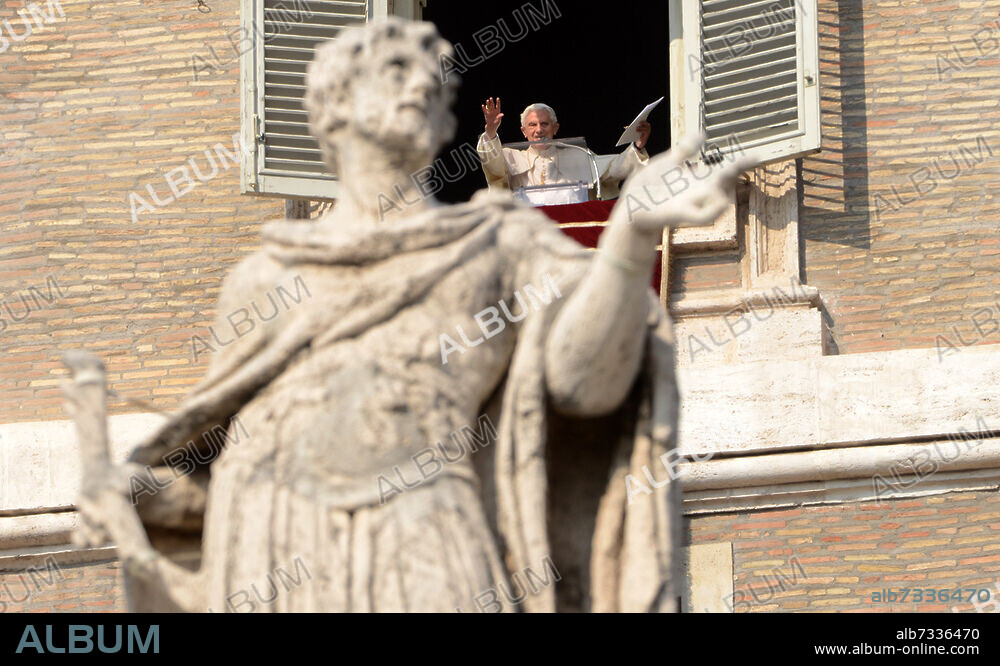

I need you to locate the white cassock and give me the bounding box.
[476,133,649,200]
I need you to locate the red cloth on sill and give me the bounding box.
[537,199,662,294]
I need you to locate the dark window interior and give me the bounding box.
[422,0,670,203]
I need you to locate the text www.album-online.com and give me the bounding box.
[813,644,980,655]
[813,628,981,655]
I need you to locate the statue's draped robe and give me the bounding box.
[129,190,681,612]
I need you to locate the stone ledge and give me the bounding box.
[677,344,1000,456]
[680,468,1000,516]
[678,434,1000,492]
[670,281,821,318]
[0,544,117,572]
[0,511,78,551]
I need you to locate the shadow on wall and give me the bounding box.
[799,0,871,251]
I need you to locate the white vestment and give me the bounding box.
[476,133,649,200]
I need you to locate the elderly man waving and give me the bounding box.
[476,97,652,199]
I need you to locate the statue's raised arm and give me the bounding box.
[545,136,756,416]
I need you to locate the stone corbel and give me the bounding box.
[670,189,738,253]
[744,160,802,289]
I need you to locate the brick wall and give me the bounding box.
[0,559,124,612]
[688,491,1000,612]
[16,491,997,614]
[670,251,743,300]
[0,0,283,423]
[4,0,999,425]
[801,0,1000,355]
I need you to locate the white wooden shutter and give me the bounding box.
[240,0,390,199]
[676,0,820,164]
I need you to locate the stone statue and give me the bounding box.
[62,18,751,612]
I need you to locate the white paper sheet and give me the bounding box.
[616,96,665,147]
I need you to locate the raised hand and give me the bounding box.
[620,133,758,232]
[482,97,504,139]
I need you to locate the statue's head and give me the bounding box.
[306,18,459,172]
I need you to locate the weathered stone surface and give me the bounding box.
[0,413,163,512]
[678,344,1000,456]
[674,307,823,367]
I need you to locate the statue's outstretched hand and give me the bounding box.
[620,133,758,233]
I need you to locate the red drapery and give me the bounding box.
[537,199,662,293]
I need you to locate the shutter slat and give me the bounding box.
[265,121,314,136]
[263,96,305,111]
[263,58,309,73]
[265,84,307,97]
[706,74,796,105]
[705,56,797,91]
[703,46,796,83]
[264,45,321,57]
[263,0,367,14]
[705,107,798,139]
[264,131,320,142]
[703,30,795,51]
[706,81,797,114]
[719,121,800,149]
[266,147,324,160]
[704,14,793,36]
[265,71,306,86]
[267,135,317,148]
[702,0,793,25]
[264,17,365,31]
[701,0,785,13]
[263,26,358,41]
[705,93,797,125]
[263,159,331,174]
[265,109,310,123]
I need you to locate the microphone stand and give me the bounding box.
[525,138,602,201]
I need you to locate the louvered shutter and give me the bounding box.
[240,0,389,199]
[677,0,820,164]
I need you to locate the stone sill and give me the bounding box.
[670,282,821,318]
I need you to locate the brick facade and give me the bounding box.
[0,0,282,423]
[0,559,125,613]
[689,492,1000,613]
[801,0,1000,355]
